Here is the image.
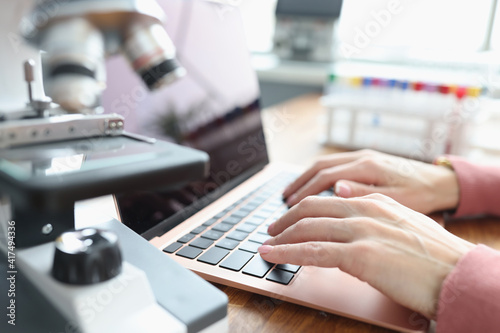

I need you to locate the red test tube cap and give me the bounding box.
[455,86,467,99]
[413,82,424,91]
[438,85,450,94]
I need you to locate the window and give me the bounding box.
[336,0,498,63]
[241,0,500,65]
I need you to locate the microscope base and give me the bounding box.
[16,244,187,333]
[0,217,228,333]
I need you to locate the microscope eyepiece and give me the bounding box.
[140,58,183,90]
[23,0,185,113]
[122,20,186,91]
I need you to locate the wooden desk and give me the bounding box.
[215,94,500,332]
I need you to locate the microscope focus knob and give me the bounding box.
[52,228,122,285]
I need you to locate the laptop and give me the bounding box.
[102,1,428,332]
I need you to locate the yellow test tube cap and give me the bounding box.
[466,86,482,97]
[349,77,362,87]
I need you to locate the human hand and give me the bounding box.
[259,194,475,319]
[283,149,459,215]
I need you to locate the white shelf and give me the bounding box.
[252,53,331,86]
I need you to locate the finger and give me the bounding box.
[286,160,381,207]
[282,150,370,199]
[335,180,393,199]
[265,217,355,246]
[283,160,336,200]
[259,242,379,287]
[271,194,406,236]
[258,242,347,267]
[268,196,356,236]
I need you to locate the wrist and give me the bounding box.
[434,156,454,171]
[431,157,460,212]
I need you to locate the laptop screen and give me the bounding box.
[102,1,269,237]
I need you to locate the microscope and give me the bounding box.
[0,1,228,332]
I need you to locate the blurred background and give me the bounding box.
[238,0,500,162]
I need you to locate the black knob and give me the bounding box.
[52,228,122,285]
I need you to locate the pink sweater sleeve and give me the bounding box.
[436,244,500,333]
[447,156,500,218]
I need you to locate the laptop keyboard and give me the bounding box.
[162,172,333,285]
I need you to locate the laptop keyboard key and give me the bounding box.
[239,203,259,212]
[201,230,224,240]
[276,264,301,274]
[246,216,266,225]
[163,242,183,254]
[216,238,240,250]
[251,196,266,205]
[220,250,254,271]
[212,222,234,233]
[231,209,249,218]
[227,203,238,211]
[178,233,196,244]
[266,217,278,226]
[236,222,257,233]
[223,216,241,225]
[259,205,277,214]
[203,218,218,226]
[176,246,203,259]
[257,225,270,235]
[191,225,207,234]
[249,233,272,244]
[253,210,269,219]
[198,247,230,265]
[266,269,294,285]
[242,255,274,278]
[239,240,261,254]
[227,230,249,241]
[190,237,214,250]
[266,198,283,207]
[214,211,227,220]
[259,188,275,196]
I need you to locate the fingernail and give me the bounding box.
[258,245,273,255]
[286,194,297,207]
[267,223,275,235]
[283,185,290,196]
[335,181,351,197]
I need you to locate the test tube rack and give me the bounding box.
[322,74,483,161]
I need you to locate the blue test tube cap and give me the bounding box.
[398,81,410,90]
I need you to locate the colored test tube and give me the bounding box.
[466,86,482,98]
